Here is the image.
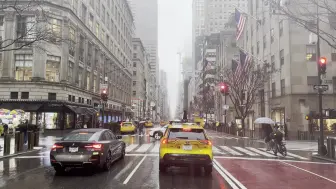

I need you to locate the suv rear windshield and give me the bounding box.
[62,132,95,141]
[168,128,206,140]
[122,123,132,126]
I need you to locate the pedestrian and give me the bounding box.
[138,120,144,136]
[263,124,273,151]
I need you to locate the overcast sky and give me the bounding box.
[158,0,192,118]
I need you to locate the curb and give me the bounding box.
[0,148,42,160]
[312,155,336,163]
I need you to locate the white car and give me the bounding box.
[149,125,168,140]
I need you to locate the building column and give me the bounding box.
[32,14,47,81]
[1,12,15,81]
[60,17,70,83]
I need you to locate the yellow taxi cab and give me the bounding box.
[159,123,213,175]
[120,122,136,134]
[160,121,168,126]
[145,120,153,127]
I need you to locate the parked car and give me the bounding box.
[50,128,125,174]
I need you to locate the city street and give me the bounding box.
[0,128,335,189]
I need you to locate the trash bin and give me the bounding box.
[326,137,336,159]
[3,134,11,155]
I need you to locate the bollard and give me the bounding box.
[19,132,24,151]
[15,131,20,152]
[34,132,39,147]
[27,131,34,150]
[3,134,11,155]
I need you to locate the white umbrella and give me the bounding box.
[254,117,275,124]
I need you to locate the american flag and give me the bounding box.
[235,9,246,41]
[235,50,252,80]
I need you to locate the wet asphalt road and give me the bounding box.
[0,127,335,189]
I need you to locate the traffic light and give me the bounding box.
[305,115,310,120]
[101,89,108,101]
[319,57,327,74]
[219,83,229,94]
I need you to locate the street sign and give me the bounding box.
[223,105,229,110]
[313,85,328,91]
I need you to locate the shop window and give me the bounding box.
[15,54,33,81]
[21,92,29,99]
[10,92,18,99]
[48,93,56,100]
[306,45,316,61]
[46,55,60,82]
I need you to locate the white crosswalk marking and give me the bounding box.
[286,152,308,160]
[151,143,160,153]
[126,144,138,152]
[135,143,152,153]
[246,147,276,157]
[233,147,260,156]
[212,146,226,154]
[220,146,242,156]
[259,148,294,159]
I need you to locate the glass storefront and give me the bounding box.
[271,109,285,126]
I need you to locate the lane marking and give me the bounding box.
[246,147,276,157]
[214,159,247,189]
[33,147,43,150]
[150,143,160,153]
[259,148,294,159]
[286,152,309,160]
[15,156,49,159]
[123,155,147,184]
[213,156,336,164]
[213,163,239,189]
[126,144,138,152]
[281,161,336,184]
[212,146,226,155]
[135,144,152,153]
[233,147,259,156]
[126,154,158,157]
[115,160,135,179]
[219,146,242,156]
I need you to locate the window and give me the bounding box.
[168,128,206,140]
[70,0,78,14]
[263,35,266,49]
[95,23,100,36]
[279,20,283,36]
[102,5,105,23]
[271,28,274,43]
[257,41,260,54]
[72,96,75,102]
[96,0,100,15]
[46,55,61,82]
[48,93,57,100]
[133,71,136,76]
[68,95,72,101]
[81,3,87,23]
[271,55,275,71]
[68,61,74,82]
[78,68,83,88]
[133,45,137,50]
[332,47,336,61]
[133,81,136,86]
[89,14,93,31]
[10,92,18,99]
[281,79,285,96]
[280,49,284,65]
[93,76,97,92]
[272,82,276,98]
[133,62,136,67]
[132,91,136,96]
[21,92,29,99]
[133,53,137,58]
[69,27,75,56]
[15,54,33,81]
[16,16,35,42]
[49,18,62,41]
[86,74,90,90]
[306,45,316,61]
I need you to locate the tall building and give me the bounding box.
[159,70,169,119]
[131,38,147,119]
[243,0,336,139]
[0,0,134,130]
[204,0,247,35]
[128,0,159,120]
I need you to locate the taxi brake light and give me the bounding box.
[182,128,192,132]
[161,138,168,144]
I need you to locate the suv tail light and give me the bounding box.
[200,140,212,145]
[52,144,64,149]
[85,143,103,150]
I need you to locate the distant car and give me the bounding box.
[120,122,136,134]
[145,121,153,127]
[50,129,125,174]
[149,125,168,140]
[159,123,213,175]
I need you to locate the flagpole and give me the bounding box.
[233,5,260,23]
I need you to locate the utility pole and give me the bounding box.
[316,3,327,155]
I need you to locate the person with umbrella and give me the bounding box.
[254,117,275,151]
[138,120,145,136]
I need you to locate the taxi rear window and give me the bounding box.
[168,128,206,140]
[122,123,132,126]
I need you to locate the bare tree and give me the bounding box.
[0,0,67,52]
[268,0,336,49]
[222,62,273,135]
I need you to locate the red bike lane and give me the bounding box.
[214,158,336,189]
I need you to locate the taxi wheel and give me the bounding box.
[159,162,166,173]
[204,165,212,175]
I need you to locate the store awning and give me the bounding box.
[0,102,42,112]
